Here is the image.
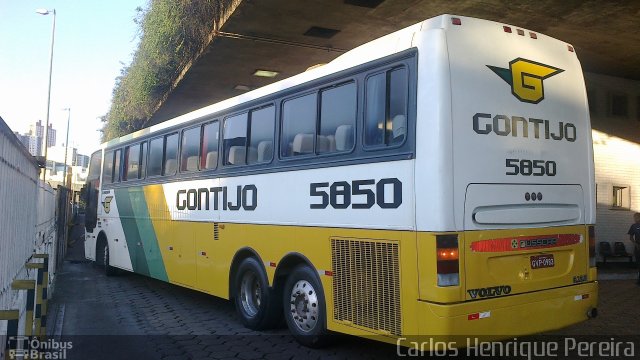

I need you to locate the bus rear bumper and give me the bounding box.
[414,281,598,339]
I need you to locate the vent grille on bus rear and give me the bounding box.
[331,239,401,335]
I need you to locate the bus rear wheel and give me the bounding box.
[283,265,330,348]
[233,257,281,330]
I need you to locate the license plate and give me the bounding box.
[530,254,555,269]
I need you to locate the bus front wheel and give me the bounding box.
[95,237,116,276]
[283,265,330,348]
[233,257,281,330]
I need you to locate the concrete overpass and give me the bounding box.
[145,0,640,126]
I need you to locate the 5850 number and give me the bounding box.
[310,178,402,209]
[506,159,556,176]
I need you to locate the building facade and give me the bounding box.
[13,120,58,157]
[586,72,640,261]
[43,145,88,191]
[75,153,90,168]
[30,120,56,150]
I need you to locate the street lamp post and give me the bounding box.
[36,8,56,181]
[62,108,71,188]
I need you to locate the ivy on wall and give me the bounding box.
[101,0,225,141]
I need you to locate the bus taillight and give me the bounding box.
[588,226,596,267]
[437,248,459,261]
[436,235,460,287]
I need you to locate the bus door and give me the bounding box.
[84,150,102,260]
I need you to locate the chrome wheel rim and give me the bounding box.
[289,280,319,332]
[240,272,261,317]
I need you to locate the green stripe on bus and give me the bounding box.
[128,188,169,281]
[114,188,150,276]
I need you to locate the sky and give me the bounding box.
[0,0,147,156]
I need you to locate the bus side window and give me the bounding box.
[102,150,114,184]
[140,142,147,179]
[365,67,408,147]
[163,133,178,176]
[388,67,408,144]
[281,93,316,157]
[148,137,163,177]
[319,82,356,154]
[180,126,201,172]
[113,149,122,182]
[223,113,248,166]
[365,73,386,146]
[124,144,140,181]
[248,106,275,164]
[201,121,219,170]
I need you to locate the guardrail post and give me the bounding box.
[25,263,45,338]
[0,310,19,360]
[33,254,49,336]
[10,280,36,356]
[10,281,36,337]
[33,254,49,337]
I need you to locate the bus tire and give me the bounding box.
[96,237,116,276]
[283,265,330,348]
[234,257,281,330]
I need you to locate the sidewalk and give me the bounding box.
[47,216,165,359]
[596,261,639,280]
[65,214,88,263]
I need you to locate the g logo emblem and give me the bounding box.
[488,58,563,104]
[511,239,518,249]
[102,196,113,214]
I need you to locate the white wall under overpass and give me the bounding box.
[586,72,640,260]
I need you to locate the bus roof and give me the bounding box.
[103,14,574,149]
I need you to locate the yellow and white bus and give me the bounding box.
[84,14,597,347]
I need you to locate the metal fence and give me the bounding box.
[0,117,60,338]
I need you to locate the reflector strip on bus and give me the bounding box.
[470,234,580,252]
[318,270,333,277]
[468,311,491,321]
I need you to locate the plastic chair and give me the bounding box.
[613,242,629,256]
